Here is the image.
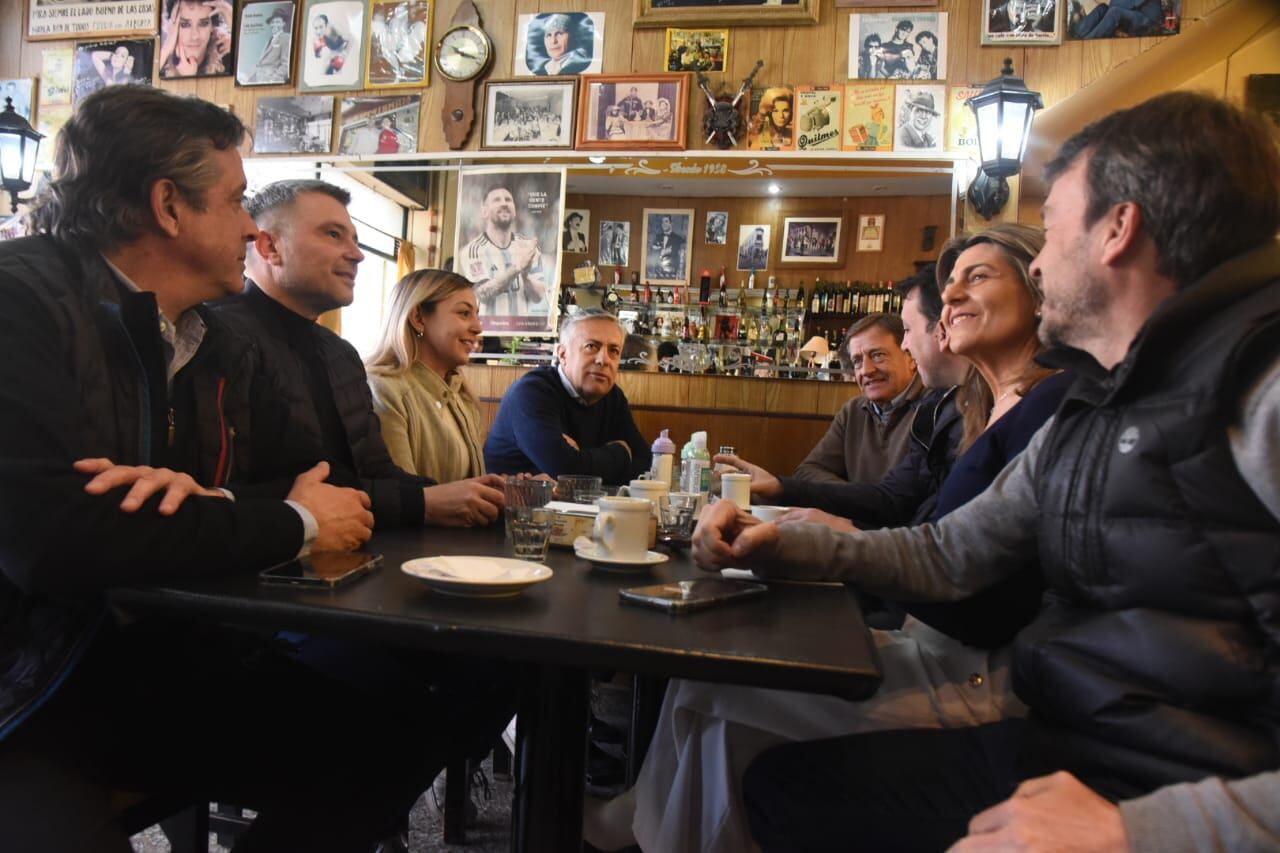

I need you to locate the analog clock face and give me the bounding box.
[436,26,490,81]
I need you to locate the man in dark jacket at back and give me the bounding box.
[223,179,507,527]
[484,309,652,482]
[0,85,456,851]
[697,91,1280,852]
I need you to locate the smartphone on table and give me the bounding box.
[259,551,382,589]
[619,579,767,614]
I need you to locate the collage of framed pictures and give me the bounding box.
[237,0,297,86]
[481,78,577,150]
[575,73,689,150]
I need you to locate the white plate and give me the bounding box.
[573,539,669,569]
[401,556,553,598]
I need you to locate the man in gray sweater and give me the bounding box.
[694,91,1280,851]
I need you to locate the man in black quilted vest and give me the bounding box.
[694,91,1280,851]
[223,178,507,527]
[0,86,457,850]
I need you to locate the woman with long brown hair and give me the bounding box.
[366,269,486,482]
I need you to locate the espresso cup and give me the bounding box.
[592,496,652,561]
[721,473,752,510]
[751,505,791,522]
[617,478,670,517]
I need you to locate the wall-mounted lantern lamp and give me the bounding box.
[0,97,44,214]
[966,58,1043,220]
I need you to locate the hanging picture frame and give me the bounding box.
[27,0,159,40]
[299,0,368,92]
[365,0,431,89]
[237,0,297,86]
[634,0,817,29]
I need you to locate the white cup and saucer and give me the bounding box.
[574,496,668,569]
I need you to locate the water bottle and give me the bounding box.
[650,429,677,491]
[680,431,711,494]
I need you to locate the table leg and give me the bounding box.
[626,674,667,786]
[510,665,590,853]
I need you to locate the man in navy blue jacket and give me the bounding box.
[485,309,651,482]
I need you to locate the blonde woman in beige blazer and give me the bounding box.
[367,269,487,483]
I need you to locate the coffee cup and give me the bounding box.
[617,479,670,517]
[750,505,790,522]
[592,496,651,561]
[721,473,752,510]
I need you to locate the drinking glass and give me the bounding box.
[510,506,553,562]
[574,489,607,505]
[555,474,603,502]
[504,478,555,539]
[659,491,699,540]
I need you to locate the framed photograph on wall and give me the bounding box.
[704,211,728,245]
[563,209,590,254]
[849,12,947,81]
[481,78,577,150]
[599,220,630,267]
[514,12,603,77]
[237,0,297,86]
[454,167,566,335]
[780,216,845,267]
[746,85,795,151]
[73,40,154,105]
[300,0,367,92]
[253,95,334,153]
[736,223,772,272]
[856,214,885,253]
[634,0,817,29]
[27,0,158,40]
[158,0,234,79]
[337,94,419,154]
[366,0,430,89]
[0,79,36,120]
[1067,0,1179,39]
[641,208,693,286]
[982,0,1061,45]
[575,72,689,150]
[665,28,728,73]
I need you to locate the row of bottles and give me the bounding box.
[808,280,902,316]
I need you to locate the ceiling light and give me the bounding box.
[588,155,606,164]
[767,183,781,195]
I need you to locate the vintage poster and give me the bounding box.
[893,84,944,154]
[856,214,885,253]
[947,85,982,153]
[40,47,76,106]
[849,12,947,81]
[640,208,693,286]
[28,0,159,40]
[454,167,566,335]
[0,79,35,120]
[746,85,795,151]
[842,83,894,152]
[983,0,1062,45]
[300,0,366,92]
[562,209,589,254]
[599,220,629,267]
[795,85,843,152]
[157,0,234,79]
[366,0,430,88]
[736,223,772,272]
[72,40,154,105]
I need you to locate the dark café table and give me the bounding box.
[108,526,882,853]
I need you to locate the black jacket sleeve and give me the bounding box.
[0,275,302,601]
[778,441,935,529]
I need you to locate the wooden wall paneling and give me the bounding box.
[595,0,636,75]
[763,416,831,476]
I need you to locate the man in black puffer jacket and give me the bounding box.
[699,92,1280,852]
[219,178,508,528]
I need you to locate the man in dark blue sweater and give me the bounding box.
[485,309,652,483]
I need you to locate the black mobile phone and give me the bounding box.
[619,579,767,614]
[259,551,382,589]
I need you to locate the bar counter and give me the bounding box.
[460,364,860,476]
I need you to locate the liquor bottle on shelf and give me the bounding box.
[698,270,711,304]
[628,270,638,302]
[644,278,653,305]
[796,281,806,315]
[718,269,727,308]
[747,268,756,291]
[810,282,822,314]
